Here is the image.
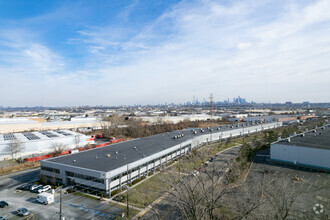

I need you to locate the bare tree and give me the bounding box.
[260,175,300,220]
[52,143,65,157]
[6,139,24,160]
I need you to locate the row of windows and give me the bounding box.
[41,166,60,174]
[66,171,105,184]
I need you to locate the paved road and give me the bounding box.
[139,146,241,220]
[0,167,40,191]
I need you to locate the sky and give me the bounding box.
[0,0,330,107]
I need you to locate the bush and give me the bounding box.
[155,168,160,172]
[66,188,74,193]
[111,188,121,197]
[140,176,146,180]
[132,178,141,185]
[148,172,154,176]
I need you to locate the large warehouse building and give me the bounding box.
[0,130,94,160]
[0,117,103,134]
[41,122,282,196]
[270,124,330,171]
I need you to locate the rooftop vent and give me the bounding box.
[319,132,322,135]
[116,151,119,155]
[134,146,137,150]
[73,160,76,162]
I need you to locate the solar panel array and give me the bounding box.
[23,132,40,141]
[3,133,16,141]
[40,131,58,138]
[54,130,72,136]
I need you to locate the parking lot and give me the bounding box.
[0,169,123,220]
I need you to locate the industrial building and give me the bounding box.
[270,124,330,171]
[41,121,282,195]
[0,117,104,134]
[0,130,94,160]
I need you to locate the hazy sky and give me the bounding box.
[0,0,329,106]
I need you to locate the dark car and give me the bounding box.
[0,201,8,208]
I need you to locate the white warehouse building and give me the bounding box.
[270,124,330,171]
[41,121,282,196]
[0,130,94,160]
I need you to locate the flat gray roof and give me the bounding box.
[45,122,264,172]
[276,125,330,150]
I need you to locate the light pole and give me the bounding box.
[126,165,129,217]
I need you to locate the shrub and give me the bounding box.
[132,178,141,185]
[155,168,160,172]
[111,188,121,197]
[148,172,154,176]
[140,176,146,180]
[66,188,74,193]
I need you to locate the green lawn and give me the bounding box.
[116,173,170,208]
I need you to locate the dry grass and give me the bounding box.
[0,161,40,176]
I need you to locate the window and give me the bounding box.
[65,171,104,184]
[41,166,60,174]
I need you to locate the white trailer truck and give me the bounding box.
[37,192,54,205]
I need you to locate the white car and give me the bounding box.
[30,184,42,191]
[37,185,51,193]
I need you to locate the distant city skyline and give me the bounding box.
[0,0,330,106]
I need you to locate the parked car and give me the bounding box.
[37,185,51,193]
[0,201,8,208]
[30,184,42,191]
[32,185,44,193]
[25,184,33,190]
[30,184,43,192]
[16,208,30,216]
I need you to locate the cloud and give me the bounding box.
[1,0,330,106]
[237,42,252,49]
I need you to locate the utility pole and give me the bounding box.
[209,93,214,117]
[59,188,63,220]
[126,165,129,217]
